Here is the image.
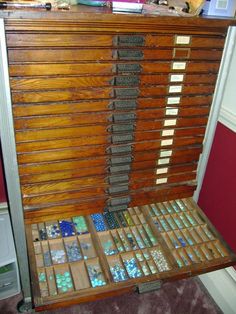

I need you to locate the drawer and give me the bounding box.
[10,73,217,90]
[11,84,215,104]
[9,61,220,77]
[7,33,225,49]
[25,197,236,311]
[0,274,18,297]
[8,47,223,63]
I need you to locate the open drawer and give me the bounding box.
[25,197,236,311]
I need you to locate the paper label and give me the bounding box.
[161,139,173,146]
[164,119,177,126]
[176,35,191,45]
[172,62,186,70]
[156,167,168,174]
[170,74,184,82]
[156,178,168,184]
[162,129,174,136]
[160,150,173,157]
[167,97,180,105]
[169,85,182,93]
[166,108,179,115]
[158,158,170,165]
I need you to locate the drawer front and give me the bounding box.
[9,61,220,77]
[10,73,218,90]
[8,47,223,63]
[7,33,225,49]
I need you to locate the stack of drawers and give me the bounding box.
[1,9,235,311]
[8,31,223,219]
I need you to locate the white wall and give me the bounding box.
[219,27,236,132]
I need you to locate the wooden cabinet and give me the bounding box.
[0,6,236,311]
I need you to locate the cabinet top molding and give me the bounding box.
[0,6,236,33]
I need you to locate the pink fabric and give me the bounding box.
[0,148,7,202]
[198,122,236,254]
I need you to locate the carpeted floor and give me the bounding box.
[0,278,222,314]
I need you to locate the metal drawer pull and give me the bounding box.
[113,113,136,122]
[116,64,142,73]
[137,280,162,294]
[112,124,134,133]
[114,76,139,86]
[108,145,132,154]
[108,185,129,194]
[116,35,145,46]
[112,134,133,143]
[114,88,139,98]
[108,174,129,184]
[110,156,132,165]
[113,100,137,110]
[109,164,131,173]
[109,196,131,206]
[117,50,144,60]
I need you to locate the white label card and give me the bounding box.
[166,108,179,115]
[176,35,191,45]
[156,167,168,174]
[167,97,180,105]
[172,62,186,70]
[161,139,173,146]
[160,150,173,157]
[156,178,168,184]
[158,158,170,165]
[162,129,174,136]
[164,119,177,126]
[170,74,184,82]
[169,85,182,93]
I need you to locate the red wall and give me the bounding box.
[0,147,7,203]
[198,122,236,253]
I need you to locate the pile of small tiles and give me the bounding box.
[65,241,82,262]
[91,213,107,232]
[51,249,66,264]
[56,271,73,293]
[46,223,61,239]
[103,212,120,229]
[59,220,75,237]
[110,264,128,282]
[87,264,106,287]
[102,239,119,256]
[123,257,143,278]
[150,249,170,272]
[73,216,88,234]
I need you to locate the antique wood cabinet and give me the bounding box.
[0,7,236,311]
